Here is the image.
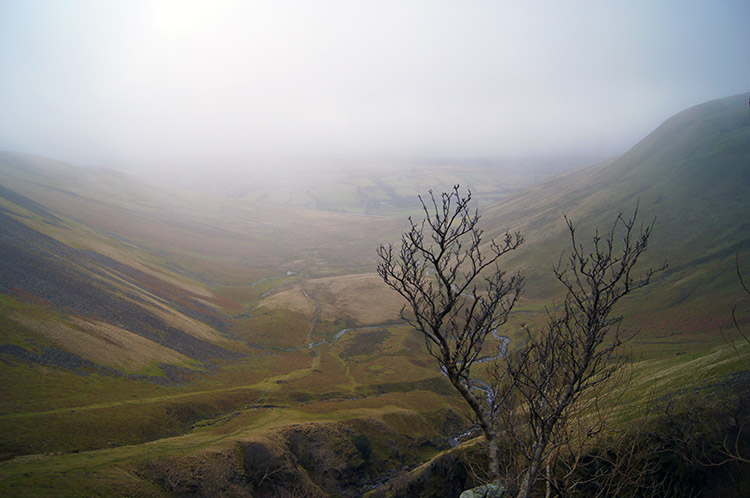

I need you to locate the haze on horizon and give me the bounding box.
[0,0,748,177]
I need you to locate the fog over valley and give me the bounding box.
[1,0,747,179]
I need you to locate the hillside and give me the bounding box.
[480,94,750,348]
[0,152,403,278]
[0,94,749,496]
[0,195,240,375]
[487,93,749,256]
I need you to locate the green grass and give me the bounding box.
[0,390,467,497]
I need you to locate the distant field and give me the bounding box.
[157,158,576,216]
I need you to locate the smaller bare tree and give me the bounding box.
[493,209,666,498]
[377,185,523,482]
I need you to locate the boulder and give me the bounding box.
[459,483,508,498]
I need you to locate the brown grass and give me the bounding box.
[304,273,403,325]
[9,314,192,372]
[256,288,317,316]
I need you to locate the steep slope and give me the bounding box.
[0,183,244,381]
[483,93,750,339]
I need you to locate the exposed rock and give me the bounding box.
[459,483,508,498]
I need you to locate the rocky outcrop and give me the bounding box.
[139,412,467,498]
[460,483,508,498]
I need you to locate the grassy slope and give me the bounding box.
[483,93,750,341]
[0,390,467,498]
[0,184,243,358]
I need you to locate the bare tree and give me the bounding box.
[377,186,665,494]
[377,185,523,482]
[496,210,665,498]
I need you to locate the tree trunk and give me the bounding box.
[517,435,548,498]
[545,451,554,498]
[487,433,501,483]
[448,373,504,484]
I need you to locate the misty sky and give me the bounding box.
[0,0,748,174]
